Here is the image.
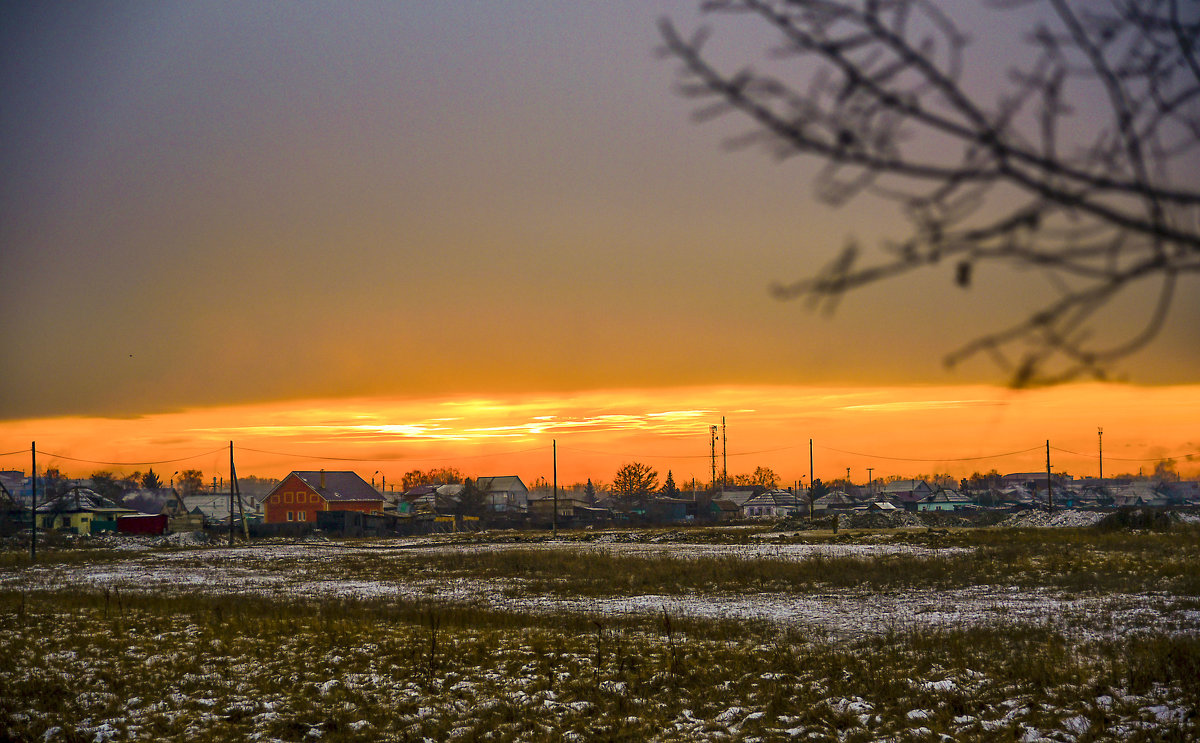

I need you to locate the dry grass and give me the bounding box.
[2,524,1198,741]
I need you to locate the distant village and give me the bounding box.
[3,459,1197,540]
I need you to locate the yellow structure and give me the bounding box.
[38,506,133,535]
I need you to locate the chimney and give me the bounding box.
[320,469,326,490]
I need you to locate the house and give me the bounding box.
[813,491,856,513]
[263,470,385,524]
[159,492,208,532]
[170,492,262,525]
[1002,472,1073,488]
[742,490,801,519]
[917,490,975,511]
[646,496,691,523]
[881,480,934,512]
[401,484,461,514]
[529,495,590,522]
[717,488,760,508]
[710,498,742,521]
[1110,483,1169,508]
[997,485,1035,508]
[0,471,27,503]
[36,488,136,535]
[475,475,529,513]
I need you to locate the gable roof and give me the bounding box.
[814,491,855,506]
[37,488,125,513]
[476,476,527,493]
[718,488,760,506]
[923,490,972,503]
[287,471,384,503]
[882,479,931,493]
[404,484,440,498]
[712,498,741,513]
[744,490,800,508]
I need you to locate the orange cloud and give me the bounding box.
[1,383,1196,486]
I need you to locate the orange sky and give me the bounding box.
[2,3,1198,426]
[1,5,1195,476]
[2,383,1196,488]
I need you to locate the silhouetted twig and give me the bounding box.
[660,0,1199,385]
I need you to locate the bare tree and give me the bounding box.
[612,462,660,507]
[660,0,1200,385]
[401,467,465,492]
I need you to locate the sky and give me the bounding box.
[2,2,1197,484]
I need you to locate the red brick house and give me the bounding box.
[264,470,384,525]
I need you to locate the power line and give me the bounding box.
[35,447,228,467]
[1049,445,1200,463]
[0,448,33,458]
[816,444,1043,463]
[560,444,798,460]
[237,445,545,463]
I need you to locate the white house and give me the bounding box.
[476,475,529,512]
[741,490,801,519]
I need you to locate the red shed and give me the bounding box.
[117,513,168,535]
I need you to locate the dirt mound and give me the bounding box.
[1000,509,1106,528]
[776,510,924,531]
[152,531,211,547]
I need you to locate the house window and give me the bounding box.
[286,512,294,521]
[298,511,306,521]
[285,492,293,504]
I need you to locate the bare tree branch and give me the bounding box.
[660,0,1200,385]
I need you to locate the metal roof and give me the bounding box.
[288,471,384,503]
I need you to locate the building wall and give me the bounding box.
[40,512,92,534]
[265,474,323,524]
[264,474,383,524]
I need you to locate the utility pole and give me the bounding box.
[809,439,814,520]
[229,441,236,546]
[231,442,248,539]
[1098,427,1103,481]
[867,468,873,494]
[30,442,36,562]
[1045,440,1054,511]
[721,416,727,487]
[710,425,718,489]
[552,439,558,538]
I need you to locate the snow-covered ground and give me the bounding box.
[5,541,1196,640]
[5,535,1197,742]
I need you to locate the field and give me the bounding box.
[1,520,1198,741]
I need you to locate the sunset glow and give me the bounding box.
[1,4,1196,490]
[3,384,1197,488]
